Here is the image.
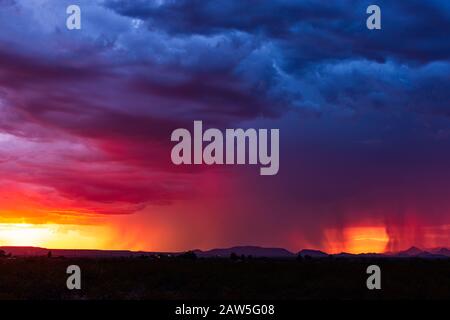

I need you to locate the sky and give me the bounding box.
[0,0,449,253]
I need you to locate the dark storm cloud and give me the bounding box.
[0,46,284,146]
[105,0,450,64]
[99,0,450,120]
[1,0,450,251]
[297,60,450,117]
[104,0,349,37]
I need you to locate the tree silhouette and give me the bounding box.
[178,251,197,260]
[230,252,239,261]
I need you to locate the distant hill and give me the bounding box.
[1,245,296,259]
[393,246,450,259]
[0,246,169,258]
[298,249,328,258]
[1,245,450,259]
[429,247,450,257]
[397,246,424,257]
[194,246,295,258]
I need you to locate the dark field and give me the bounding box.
[0,257,449,300]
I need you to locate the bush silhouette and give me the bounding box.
[178,251,197,260]
[230,252,239,261]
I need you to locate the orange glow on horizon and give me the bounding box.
[0,223,112,249]
[325,226,389,254]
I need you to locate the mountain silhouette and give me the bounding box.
[430,247,450,257]
[397,246,424,257]
[0,246,167,258]
[298,249,328,258]
[194,246,295,258]
[1,245,450,259]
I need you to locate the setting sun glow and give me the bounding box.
[326,226,389,254]
[0,223,53,246]
[0,223,111,249]
[344,227,389,253]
